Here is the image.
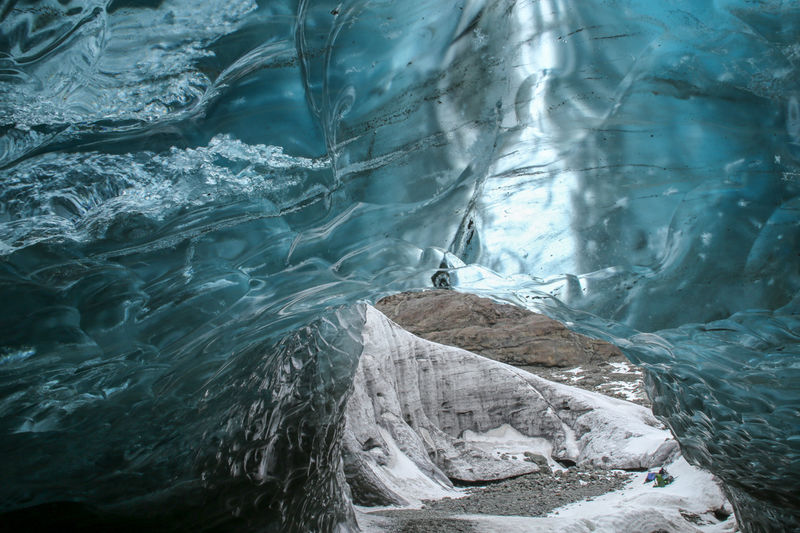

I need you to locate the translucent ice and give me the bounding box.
[0,1,798,531]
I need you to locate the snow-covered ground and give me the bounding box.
[550,362,649,404]
[462,456,736,533]
[356,454,736,533]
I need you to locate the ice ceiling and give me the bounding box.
[0,0,798,531]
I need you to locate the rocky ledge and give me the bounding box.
[375,290,622,367]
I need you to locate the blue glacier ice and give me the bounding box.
[0,0,799,531]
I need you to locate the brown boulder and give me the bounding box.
[375,290,622,367]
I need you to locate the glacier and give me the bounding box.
[0,0,798,531]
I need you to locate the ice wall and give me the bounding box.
[0,1,798,531]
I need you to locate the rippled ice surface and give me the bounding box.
[1,1,799,531]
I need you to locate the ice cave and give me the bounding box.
[0,1,798,532]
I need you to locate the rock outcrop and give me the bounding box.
[342,305,678,506]
[375,290,622,367]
